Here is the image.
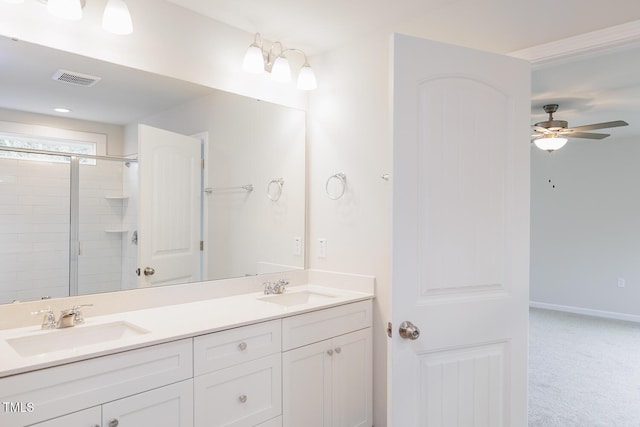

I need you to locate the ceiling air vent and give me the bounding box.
[51,69,102,87]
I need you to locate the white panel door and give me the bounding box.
[138,124,201,287]
[391,33,530,426]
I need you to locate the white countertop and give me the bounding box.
[0,284,373,378]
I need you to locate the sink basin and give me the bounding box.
[7,321,150,357]
[258,290,336,307]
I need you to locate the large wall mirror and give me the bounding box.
[0,36,306,304]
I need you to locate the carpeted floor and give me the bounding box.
[529,308,640,426]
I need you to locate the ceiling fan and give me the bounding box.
[531,104,628,151]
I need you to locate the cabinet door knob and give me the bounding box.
[238,342,247,351]
[327,349,334,356]
[108,419,119,427]
[239,394,248,403]
[335,347,342,354]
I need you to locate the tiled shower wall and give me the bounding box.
[0,156,130,303]
[0,158,70,303]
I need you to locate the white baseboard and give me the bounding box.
[530,301,640,323]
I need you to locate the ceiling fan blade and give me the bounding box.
[560,131,610,140]
[567,120,628,132]
[532,126,552,134]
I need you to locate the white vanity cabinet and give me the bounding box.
[29,380,193,427]
[281,300,372,427]
[193,320,282,427]
[3,339,193,427]
[27,407,101,427]
[2,296,373,427]
[101,379,193,427]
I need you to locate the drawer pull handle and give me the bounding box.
[327,349,334,356]
[238,342,248,351]
[239,394,248,403]
[108,419,119,427]
[335,347,342,354]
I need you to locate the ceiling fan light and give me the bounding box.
[102,0,133,35]
[271,55,291,83]
[242,44,265,74]
[534,137,568,152]
[47,0,83,20]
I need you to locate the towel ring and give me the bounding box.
[267,178,284,201]
[326,173,347,200]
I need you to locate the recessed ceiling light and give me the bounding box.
[53,107,72,113]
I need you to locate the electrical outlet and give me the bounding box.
[618,277,626,288]
[293,237,302,256]
[318,238,327,258]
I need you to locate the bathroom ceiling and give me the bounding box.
[166,0,640,55]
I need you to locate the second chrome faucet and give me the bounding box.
[263,279,289,295]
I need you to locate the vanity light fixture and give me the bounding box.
[242,33,317,90]
[53,107,72,113]
[102,0,133,35]
[33,0,133,34]
[533,134,568,152]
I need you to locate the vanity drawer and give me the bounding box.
[194,319,281,376]
[281,300,372,351]
[194,353,282,427]
[0,339,193,426]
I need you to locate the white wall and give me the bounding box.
[308,31,392,427]
[530,137,640,316]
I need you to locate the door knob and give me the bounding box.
[108,419,119,427]
[399,320,420,340]
[144,267,155,276]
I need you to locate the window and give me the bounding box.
[0,134,97,165]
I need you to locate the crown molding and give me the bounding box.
[509,20,640,67]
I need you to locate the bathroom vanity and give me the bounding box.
[0,273,374,427]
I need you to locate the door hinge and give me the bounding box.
[201,159,205,169]
[200,240,204,251]
[387,322,392,338]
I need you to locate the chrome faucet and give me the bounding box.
[263,279,289,295]
[56,304,93,328]
[31,304,93,329]
[31,307,57,330]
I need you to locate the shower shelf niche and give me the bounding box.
[104,195,129,200]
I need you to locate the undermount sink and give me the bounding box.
[258,290,336,307]
[7,321,150,357]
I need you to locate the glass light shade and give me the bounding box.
[102,0,133,35]
[271,55,292,83]
[242,44,265,74]
[297,64,317,90]
[534,137,568,152]
[47,0,83,20]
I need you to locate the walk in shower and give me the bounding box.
[0,144,137,303]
